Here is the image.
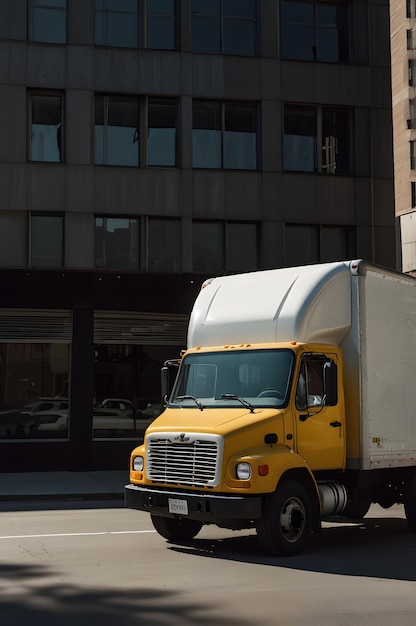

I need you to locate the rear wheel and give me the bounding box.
[151,515,203,541]
[256,479,312,556]
[342,495,372,519]
[404,474,416,532]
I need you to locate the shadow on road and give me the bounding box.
[168,513,416,581]
[0,562,245,626]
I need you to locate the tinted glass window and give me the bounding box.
[148,218,181,271]
[31,214,64,267]
[95,0,139,47]
[281,0,348,63]
[284,105,317,172]
[29,0,67,44]
[148,99,177,166]
[30,94,63,162]
[192,221,223,272]
[0,343,69,440]
[146,0,176,49]
[95,95,139,166]
[224,103,257,169]
[227,222,258,272]
[191,0,257,56]
[192,101,222,168]
[95,217,139,269]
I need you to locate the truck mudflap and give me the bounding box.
[125,483,262,522]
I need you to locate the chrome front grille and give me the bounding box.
[146,432,223,486]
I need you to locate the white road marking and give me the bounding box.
[0,530,156,540]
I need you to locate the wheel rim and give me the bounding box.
[279,496,306,542]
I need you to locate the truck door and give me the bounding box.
[294,353,345,470]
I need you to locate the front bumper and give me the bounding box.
[125,483,262,524]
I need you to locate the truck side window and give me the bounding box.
[295,356,338,410]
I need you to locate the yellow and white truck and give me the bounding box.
[125,260,416,555]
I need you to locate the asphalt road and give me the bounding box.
[0,501,415,625]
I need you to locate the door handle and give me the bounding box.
[330,421,342,427]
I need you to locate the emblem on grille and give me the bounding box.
[175,433,189,443]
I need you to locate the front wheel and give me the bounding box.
[256,479,312,556]
[151,514,203,542]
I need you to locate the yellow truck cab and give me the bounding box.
[125,260,416,555]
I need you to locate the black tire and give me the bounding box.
[404,475,416,532]
[342,497,371,519]
[151,514,203,541]
[256,479,313,556]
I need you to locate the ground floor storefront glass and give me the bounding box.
[92,343,180,440]
[0,342,69,439]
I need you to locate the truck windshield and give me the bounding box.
[169,349,294,409]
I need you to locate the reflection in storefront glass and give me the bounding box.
[93,344,177,440]
[0,343,69,439]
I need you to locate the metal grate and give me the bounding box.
[146,433,223,487]
[94,311,188,345]
[0,309,71,342]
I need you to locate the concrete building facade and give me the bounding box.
[0,0,395,471]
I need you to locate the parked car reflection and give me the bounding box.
[0,396,162,439]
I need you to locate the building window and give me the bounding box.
[409,60,416,88]
[193,100,258,170]
[30,214,64,267]
[226,222,258,272]
[192,220,259,273]
[285,223,356,266]
[146,0,176,49]
[284,104,350,174]
[408,0,416,19]
[28,0,67,44]
[411,141,416,170]
[30,93,64,162]
[281,0,348,63]
[95,95,178,167]
[95,95,139,166]
[148,99,177,166]
[95,0,176,50]
[191,0,257,56]
[95,217,139,269]
[412,182,416,208]
[192,221,224,272]
[147,218,181,270]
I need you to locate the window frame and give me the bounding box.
[28,90,64,163]
[95,94,179,168]
[192,99,259,170]
[95,216,140,270]
[28,0,67,44]
[29,212,65,268]
[95,0,177,50]
[192,219,260,273]
[281,0,349,64]
[191,0,259,56]
[284,223,357,266]
[283,103,352,175]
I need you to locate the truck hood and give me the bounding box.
[145,406,283,438]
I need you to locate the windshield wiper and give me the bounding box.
[175,395,203,411]
[220,394,255,413]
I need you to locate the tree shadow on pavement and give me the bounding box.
[0,562,246,626]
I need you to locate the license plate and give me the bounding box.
[168,498,188,515]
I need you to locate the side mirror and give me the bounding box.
[161,366,169,406]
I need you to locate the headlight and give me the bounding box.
[132,456,144,472]
[236,462,252,480]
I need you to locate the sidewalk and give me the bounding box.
[0,470,128,501]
